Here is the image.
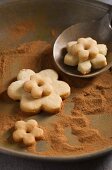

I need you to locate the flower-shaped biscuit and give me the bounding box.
[64,37,107,75]
[70,37,98,61]
[8,69,70,114]
[13,119,44,146]
[24,74,53,99]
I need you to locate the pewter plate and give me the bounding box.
[0,0,112,161]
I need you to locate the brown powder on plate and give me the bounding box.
[71,72,112,115]
[9,20,36,40]
[0,41,112,156]
[0,40,52,93]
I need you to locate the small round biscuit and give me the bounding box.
[32,127,44,139]
[97,44,107,56]
[67,41,77,53]
[23,133,35,146]
[78,50,89,62]
[89,46,99,59]
[71,44,84,56]
[64,53,79,66]
[26,119,38,132]
[15,120,26,130]
[13,129,26,142]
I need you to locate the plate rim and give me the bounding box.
[0,145,112,161]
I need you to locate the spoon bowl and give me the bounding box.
[53,9,112,78]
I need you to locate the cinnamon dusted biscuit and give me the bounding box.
[8,69,70,114]
[13,119,44,146]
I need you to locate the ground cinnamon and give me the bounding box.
[0,40,52,93]
[10,20,36,40]
[0,41,112,157]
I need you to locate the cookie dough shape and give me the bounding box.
[8,69,70,114]
[13,119,44,146]
[64,37,108,75]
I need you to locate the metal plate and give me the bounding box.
[0,0,112,161]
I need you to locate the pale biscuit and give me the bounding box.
[13,119,43,146]
[77,37,97,46]
[78,50,89,62]
[64,53,78,66]
[91,54,107,69]
[64,37,107,75]
[70,43,84,56]
[71,37,99,60]
[67,41,77,53]
[8,69,70,114]
[97,44,107,56]
[24,75,53,99]
[78,60,91,75]
[88,46,99,59]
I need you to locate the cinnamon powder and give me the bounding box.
[0,41,112,156]
[9,20,36,40]
[0,40,52,93]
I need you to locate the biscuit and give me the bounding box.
[71,37,99,60]
[97,44,107,56]
[78,60,91,75]
[67,41,77,53]
[91,54,107,69]
[70,43,84,56]
[78,50,89,62]
[8,69,70,114]
[13,119,43,146]
[64,53,78,66]
[64,37,107,74]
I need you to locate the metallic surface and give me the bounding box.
[0,0,111,161]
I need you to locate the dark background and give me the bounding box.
[0,151,111,170]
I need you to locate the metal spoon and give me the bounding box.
[53,8,112,78]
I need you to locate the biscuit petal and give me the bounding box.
[52,81,70,99]
[97,44,107,56]
[38,69,58,80]
[13,129,26,142]
[20,94,42,113]
[15,120,26,130]
[31,127,44,139]
[17,69,35,81]
[23,133,35,146]
[78,60,91,75]
[26,119,38,132]
[42,93,62,113]
[7,80,25,100]
[64,53,78,66]
[91,54,107,69]
[67,41,77,53]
